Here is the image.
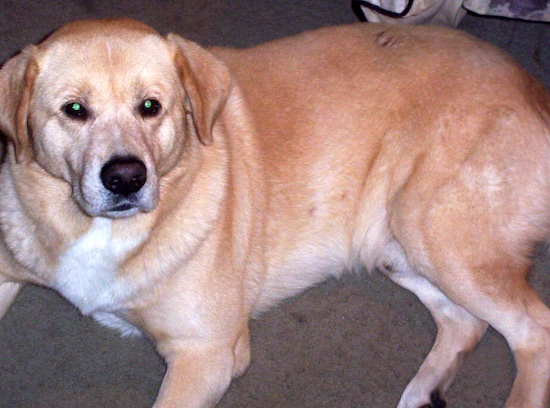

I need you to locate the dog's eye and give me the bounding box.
[64,102,88,120]
[140,99,161,117]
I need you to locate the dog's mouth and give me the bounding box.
[75,185,159,219]
[101,199,151,218]
[111,203,135,212]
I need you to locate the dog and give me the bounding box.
[0,18,548,408]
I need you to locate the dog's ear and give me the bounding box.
[167,34,231,146]
[0,46,38,163]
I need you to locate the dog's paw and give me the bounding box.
[419,390,446,408]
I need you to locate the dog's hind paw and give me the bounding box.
[419,390,446,408]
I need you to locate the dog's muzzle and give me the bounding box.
[100,156,148,213]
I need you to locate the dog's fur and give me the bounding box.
[0,18,549,408]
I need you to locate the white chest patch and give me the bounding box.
[54,217,144,317]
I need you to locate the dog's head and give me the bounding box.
[0,18,230,218]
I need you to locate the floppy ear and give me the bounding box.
[0,46,38,163]
[167,34,231,145]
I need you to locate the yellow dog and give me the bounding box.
[0,18,548,407]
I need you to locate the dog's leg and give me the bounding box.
[391,190,550,407]
[154,347,233,408]
[0,281,22,319]
[380,249,488,408]
[502,292,550,408]
[418,223,549,406]
[433,268,550,408]
[153,330,251,408]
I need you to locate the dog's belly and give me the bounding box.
[254,209,408,314]
[254,229,350,313]
[253,170,400,313]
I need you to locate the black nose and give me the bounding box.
[100,156,147,196]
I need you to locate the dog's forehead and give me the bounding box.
[41,35,171,74]
[35,20,177,94]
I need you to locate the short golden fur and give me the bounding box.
[0,18,548,407]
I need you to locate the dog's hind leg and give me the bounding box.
[0,281,22,319]
[390,174,550,407]
[379,242,488,408]
[391,276,487,408]
[421,259,550,408]
[426,260,550,408]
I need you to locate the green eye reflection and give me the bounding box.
[141,99,161,117]
[64,102,87,119]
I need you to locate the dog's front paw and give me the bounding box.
[419,390,446,408]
